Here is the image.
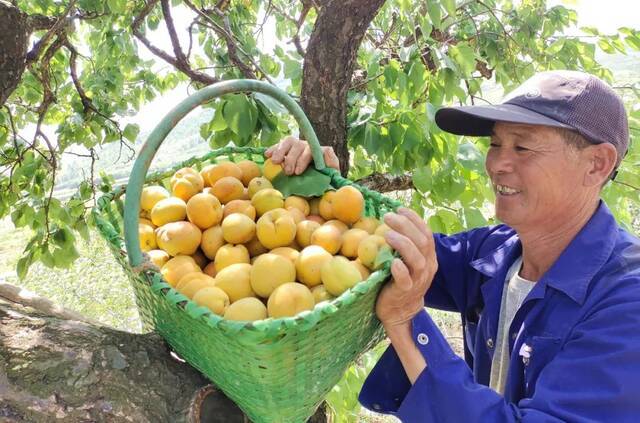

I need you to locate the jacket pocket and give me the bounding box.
[522,335,562,396]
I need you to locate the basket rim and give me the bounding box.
[92,145,400,335]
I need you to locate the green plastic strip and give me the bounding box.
[124,80,326,267]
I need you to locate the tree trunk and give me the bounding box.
[0,1,29,105]
[0,283,327,423]
[301,0,386,176]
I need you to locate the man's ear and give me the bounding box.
[583,143,618,187]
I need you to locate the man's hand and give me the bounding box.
[264,136,340,175]
[376,207,438,329]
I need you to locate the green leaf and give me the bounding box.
[448,43,476,77]
[123,123,139,142]
[442,0,456,17]
[107,0,126,14]
[457,142,484,173]
[427,2,442,29]
[412,166,432,192]
[222,94,258,140]
[271,168,333,197]
[16,255,32,279]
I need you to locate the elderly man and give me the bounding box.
[266,70,640,422]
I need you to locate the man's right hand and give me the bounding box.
[264,136,340,175]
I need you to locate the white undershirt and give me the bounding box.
[489,257,536,394]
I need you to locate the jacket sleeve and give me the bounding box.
[359,293,640,422]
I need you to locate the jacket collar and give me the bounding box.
[469,201,619,305]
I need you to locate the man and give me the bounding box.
[266,70,640,421]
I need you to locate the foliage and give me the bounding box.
[1,1,639,417]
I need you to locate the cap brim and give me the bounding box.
[434,103,573,136]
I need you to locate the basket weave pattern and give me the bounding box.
[93,147,400,422]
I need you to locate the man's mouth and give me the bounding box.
[494,184,522,195]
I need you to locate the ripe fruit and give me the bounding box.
[374,223,391,237]
[244,234,268,257]
[141,186,170,212]
[324,219,349,234]
[191,249,209,269]
[200,225,224,260]
[214,244,250,273]
[332,185,364,224]
[256,208,296,249]
[201,162,242,187]
[269,246,300,264]
[161,255,201,287]
[150,197,187,226]
[311,285,334,304]
[351,259,371,280]
[203,261,217,278]
[295,220,320,248]
[247,177,272,198]
[318,191,336,220]
[321,255,362,296]
[139,223,157,252]
[310,224,342,255]
[224,297,267,321]
[250,253,296,298]
[156,221,202,256]
[295,245,332,288]
[222,213,256,244]
[284,196,310,216]
[176,271,216,292]
[237,160,262,186]
[251,188,284,216]
[214,263,255,303]
[353,217,380,234]
[262,158,283,181]
[186,193,223,229]
[308,197,321,215]
[171,167,204,201]
[193,287,230,316]
[222,199,256,220]
[285,207,306,224]
[357,234,389,270]
[340,228,369,258]
[139,217,156,229]
[267,283,315,318]
[211,176,245,204]
[147,249,170,268]
[306,215,325,225]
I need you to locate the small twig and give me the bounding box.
[613,180,640,192]
[4,106,22,165]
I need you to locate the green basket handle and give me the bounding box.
[124,79,326,267]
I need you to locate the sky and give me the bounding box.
[129,0,640,133]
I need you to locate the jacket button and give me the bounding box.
[372,403,382,410]
[511,332,517,340]
[417,333,429,345]
[486,338,494,349]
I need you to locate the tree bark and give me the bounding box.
[0,1,29,105]
[301,0,386,176]
[0,283,327,423]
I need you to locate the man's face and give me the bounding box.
[485,123,591,230]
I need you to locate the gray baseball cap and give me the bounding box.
[435,70,630,170]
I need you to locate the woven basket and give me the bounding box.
[92,80,400,422]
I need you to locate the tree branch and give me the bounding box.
[132,0,218,85]
[355,172,414,192]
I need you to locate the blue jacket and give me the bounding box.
[359,201,640,422]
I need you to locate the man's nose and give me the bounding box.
[486,147,515,175]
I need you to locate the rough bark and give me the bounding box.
[0,1,29,105]
[301,0,386,176]
[0,283,327,422]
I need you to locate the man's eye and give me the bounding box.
[515,146,529,152]
[489,143,500,148]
